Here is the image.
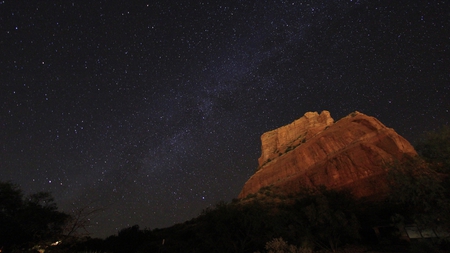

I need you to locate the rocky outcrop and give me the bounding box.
[238,111,417,199]
[257,111,334,168]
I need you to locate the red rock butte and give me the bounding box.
[238,111,417,200]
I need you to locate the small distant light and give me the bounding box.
[51,240,61,246]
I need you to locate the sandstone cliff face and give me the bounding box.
[238,111,417,199]
[257,111,334,168]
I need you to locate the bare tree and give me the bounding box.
[63,202,105,238]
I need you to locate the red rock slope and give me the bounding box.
[238,111,417,199]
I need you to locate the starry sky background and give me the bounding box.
[1,0,449,238]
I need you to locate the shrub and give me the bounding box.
[255,237,312,253]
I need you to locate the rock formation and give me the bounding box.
[238,111,417,200]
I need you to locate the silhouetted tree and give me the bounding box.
[0,181,69,252]
[102,225,154,253]
[292,188,360,252]
[63,202,104,238]
[387,158,450,231]
[416,126,450,173]
[196,200,273,253]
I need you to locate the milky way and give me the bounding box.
[1,0,449,237]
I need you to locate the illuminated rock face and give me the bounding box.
[238,111,417,199]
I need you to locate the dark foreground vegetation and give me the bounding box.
[1,127,449,253]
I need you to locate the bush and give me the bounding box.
[255,237,312,253]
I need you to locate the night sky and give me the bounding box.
[1,0,449,238]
